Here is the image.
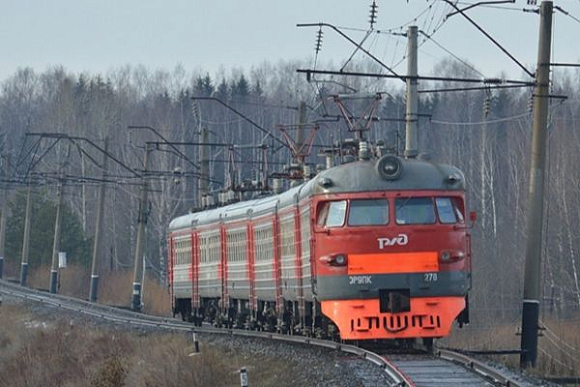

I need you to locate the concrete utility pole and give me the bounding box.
[0,155,9,279]
[296,101,307,166]
[49,180,64,294]
[89,137,109,302]
[132,144,152,311]
[198,127,209,208]
[520,0,553,368]
[20,183,33,286]
[404,25,419,158]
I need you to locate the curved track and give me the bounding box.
[0,279,529,386]
[386,355,502,386]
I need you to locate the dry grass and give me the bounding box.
[27,264,90,297]
[0,304,302,387]
[22,265,171,316]
[97,269,171,316]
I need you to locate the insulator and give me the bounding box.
[191,101,200,121]
[359,141,370,161]
[303,165,311,181]
[369,1,378,29]
[272,178,282,194]
[325,154,334,170]
[483,97,491,117]
[527,94,534,113]
[315,28,323,54]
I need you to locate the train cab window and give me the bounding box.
[348,199,388,226]
[317,200,347,228]
[435,197,457,224]
[395,197,436,225]
[435,197,464,224]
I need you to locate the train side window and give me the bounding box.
[435,197,457,224]
[317,202,329,227]
[348,199,388,226]
[395,197,436,225]
[317,200,347,228]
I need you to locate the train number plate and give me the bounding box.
[423,273,438,282]
[349,275,372,285]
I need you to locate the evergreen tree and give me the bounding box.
[252,79,264,99]
[231,74,250,100]
[193,73,214,97]
[5,189,92,268]
[214,79,229,102]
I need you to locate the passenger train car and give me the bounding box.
[168,154,472,341]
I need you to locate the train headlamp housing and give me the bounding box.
[376,155,403,180]
[318,177,333,188]
[319,253,348,267]
[440,250,465,262]
[334,254,347,266]
[445,174,462,186]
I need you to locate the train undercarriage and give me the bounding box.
[173,294,469,344]
[173,297,339,340]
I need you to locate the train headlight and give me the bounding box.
[319,254,348,266]
[318,177,333,188]
[376,155,403,180]
[334,254,347,266]
[440,251,465,262]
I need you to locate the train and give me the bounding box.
[168,152,472,342]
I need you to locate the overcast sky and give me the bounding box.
[1,0,579,82]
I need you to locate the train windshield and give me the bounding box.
[435,197,464,224]
[395,197,436,225]
[348,199,389,226]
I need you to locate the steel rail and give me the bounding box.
[435,348,526,386]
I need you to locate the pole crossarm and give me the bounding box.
[418,84,533,94]
[297,68,534,86]
[550,63,580,68]
[128,125,199,170]
[25,133,140,178]
[147,141,233,147]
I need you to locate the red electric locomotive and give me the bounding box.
[168,153,472,341]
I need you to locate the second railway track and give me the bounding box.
[0,279,537,387]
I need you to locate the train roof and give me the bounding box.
[311,156,465,195]
[168,156,464,232]
[169,181,315,231]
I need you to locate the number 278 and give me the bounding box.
[423,273,438,282]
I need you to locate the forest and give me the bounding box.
[0,59,579,371]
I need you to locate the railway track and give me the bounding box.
[0,279,532,386]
